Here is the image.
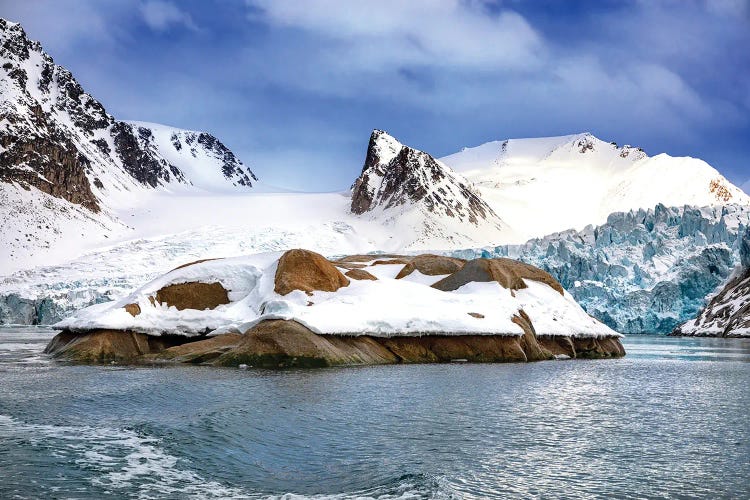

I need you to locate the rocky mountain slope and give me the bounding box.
[350,130,514,247]
[441,133,750,241]
[672,228,750,337]
[0,18,257,272]
[452,204,750,334]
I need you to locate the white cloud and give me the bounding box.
[140,1,198,32]
[0,0,120,54]
[246,0,544,70]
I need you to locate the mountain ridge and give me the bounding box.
[350,129,514,247]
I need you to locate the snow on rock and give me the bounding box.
[350,130,515,249]
[672,228,750,337]
[55,250,619,339]
[441,133,750,242]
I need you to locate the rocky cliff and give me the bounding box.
[671,228,750,337]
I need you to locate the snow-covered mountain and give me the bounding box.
[672,228,750,337]
[0,18,257,272]
[441,133,750,241]
[451,204,750,334]
[350,130,514,248]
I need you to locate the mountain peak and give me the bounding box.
[350,130,510,247]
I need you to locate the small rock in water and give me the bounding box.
[554,354,571,360]
[238,364,248,370]
[451,358,468,363]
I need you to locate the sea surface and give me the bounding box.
[0,327,748,499]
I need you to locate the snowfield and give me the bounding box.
[56,253,619,339]
[441,133,750,241]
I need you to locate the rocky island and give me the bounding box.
[46,249,625,367]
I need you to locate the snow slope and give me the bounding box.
[441,133,750,241]
[56,252,618,339]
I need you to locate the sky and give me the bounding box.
[1,0,749,192]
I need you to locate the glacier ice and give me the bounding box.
[450,204,750,333]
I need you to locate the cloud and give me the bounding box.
[140,1,198,32]
[246,0,544,70]
[0,0,123,54]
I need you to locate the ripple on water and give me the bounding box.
[0,330,749,499]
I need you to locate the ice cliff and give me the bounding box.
[451,204,750,333]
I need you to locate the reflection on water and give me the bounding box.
[624,334,750,361]
[0,327,748,499]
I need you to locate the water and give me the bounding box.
[1,327,748,499]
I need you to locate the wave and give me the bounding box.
[0,415,458,499]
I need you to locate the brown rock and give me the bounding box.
[330,262,367,270]
[512,310,555,361]
[468,312,484,318]
[44,322,625,366]
[217,320,398,368]
[123,303,141,317]
[335,254,409,263]
[371,258,412,266]
[345,269,378,281]
[274,249,350,296]
[155,282,229,311]
[150,333,244,364]
[432,258,564,295]
[395,254,466,279]
[44,329,190,363]
[537,335,627,359]
[380,335,533,363]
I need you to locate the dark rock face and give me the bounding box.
[196,132,257,187]
[350,130,500,227]
[111,122,184,188]
[0,18,257,214]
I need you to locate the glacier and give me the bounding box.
[2,203,748,333]
[450,204,750,334]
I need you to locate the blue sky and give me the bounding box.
[2,0,749,192]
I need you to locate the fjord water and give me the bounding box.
[1,328,748,499]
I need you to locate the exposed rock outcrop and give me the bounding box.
[154,282,229,311]
[43,329,190,363]
[46,319,625,367]
[395,254,465,279]
[432,258,564,295]
[344,269,378,281]
[274,249,350,295]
